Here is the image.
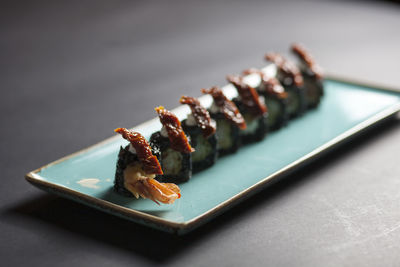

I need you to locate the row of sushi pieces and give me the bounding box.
[114,43,324,205]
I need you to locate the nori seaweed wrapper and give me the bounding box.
[233,98,268,144]
[209,112,241,156]
[258,92,289,131]
[302,70,324,109]
[114,145,139,197]
[284,84,306,119]
[182,120,218,173]
[150,131,192,183]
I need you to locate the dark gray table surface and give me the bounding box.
[1,0,400,266]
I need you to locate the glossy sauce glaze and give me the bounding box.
[114,128,163,175]
[155,106,194,154]
[243,68,287,99]
[226,75,268,117]
[201,86,247,130]
[265,53,304,87]
[180,96,216,138]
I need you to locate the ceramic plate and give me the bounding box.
[26,67,400,234]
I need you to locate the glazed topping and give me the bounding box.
[265,53,304,87]
[242,68,287,99]
[201,86,247,130]
[155,106,194,154]
[291,43,323,80]
[242,67,261,76]
[261,77,288,99]
[179,96,216,138]
[227,75,268,117]
[114,128,163,175]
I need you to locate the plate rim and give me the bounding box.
[25,76,400,234]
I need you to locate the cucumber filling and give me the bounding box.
[216,119,232,150]
[241,113,259,135]
[265,98,280,126]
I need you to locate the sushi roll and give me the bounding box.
[227,75,268,144]
[265,52,306,119]
[243,68,289,131]
[114,128,181,204]
[291,43,324,109]
[150,106,194,184]
[180,96,218,173]
[202,86,246,156]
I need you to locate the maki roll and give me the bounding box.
[180,96,218,173]
[202,86,246,156]
[227,75,268,143]
[265,52,306,119]
[243,68,289,131]
[291,43,324,109]
[114,128,181,204]
[150,106,194,184]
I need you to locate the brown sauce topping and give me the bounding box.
[242,68,260,76]
[155,106,194,154]
[261,77,288,99]
[179,96,216,138]
[226,75,267,117]
[242,68,287,99]
[291,43,323,80]
[201,86,247,130]
[114,128,163,175]
[265,53,304,87]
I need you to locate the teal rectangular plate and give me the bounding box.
[26,75,400,234]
